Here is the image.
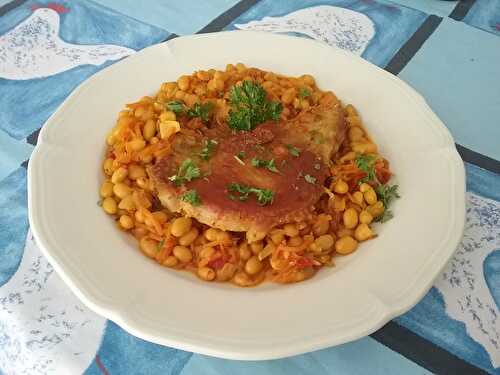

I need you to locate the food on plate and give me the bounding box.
[99,64,400,286]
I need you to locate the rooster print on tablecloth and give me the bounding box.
[0,231,106,374]
[234,5,375,55]
[0,5,134,80]
[435,193,500,368]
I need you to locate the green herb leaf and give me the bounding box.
[376,184,400,209]
[157,239,165,251]
[227,183,275,206]
[181,189,202,206]
[375,210,394,223]
[228,183,250,201]
[228,81,283,131]
[251,187,275,206]
[374,184,400,223]
[355,153,377,184]
[237,151,246,159]
[286,144,301,157]
[182,161,201,181]
[168,158,201,186]
[304,174,316,184]
[299,87,311,99]
[251,158,279,173]
[198,139,218,160]
[166,100,185,114]
[187,102,213,123]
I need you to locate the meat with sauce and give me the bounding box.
[149,101,346,241]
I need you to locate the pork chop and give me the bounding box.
[149,101,346,240]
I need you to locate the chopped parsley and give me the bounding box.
[237,151,246,159]
[166,100,185,114]
[287,144,301,157]
[251,158,279,173]
[355,153,377,184]
[168,158,201,186]
[227,183,275,206]
[166,101,213,123]
[181,189,202,206]
[228,81,282,131]
[157,239,165,251]
[198,139,218,160]
[376,184,400,208]
[299,87,311,99]
[374,184,400,222]
[353,155,401,222]
[187,102,213,123]
[304,174,316,184]
[376,210,394,223]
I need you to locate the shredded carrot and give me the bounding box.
[133,123,142,138]
[140,207,162,234]
[138,144,158,158]
[114,152,132,164]
[155,237,176,262]
[140,230,162,241]
[126,101,148,109]
[275,235,314,254]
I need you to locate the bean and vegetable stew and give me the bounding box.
[99,64,400,286]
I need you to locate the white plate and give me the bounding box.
[28,31,465,360]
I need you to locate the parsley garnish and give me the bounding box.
[199,139,218,160]
[166,101,185,114]
[376,184,400,208]
[304,174,316,184]
[354,154,400,222]
[287,144,301,157]
[374,184,400,223]
[187,102,213,123]
[168,158,201,186]
[237,151,246,159]
[251,158,279,173]
[299,87,311,99]
[376,210,394,223]
[227,183,275,206]
[157,239,165,251]
[166,101,213,123]
[181,189,202,206]
[355,153,377,184]
[228,81,282,131]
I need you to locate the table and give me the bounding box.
[0,0,499,373]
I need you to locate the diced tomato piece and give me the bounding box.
[208,258,225,270]
[295,257,314,269]
[376,169,392,184]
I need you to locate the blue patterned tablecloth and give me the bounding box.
[0,0,499,374]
